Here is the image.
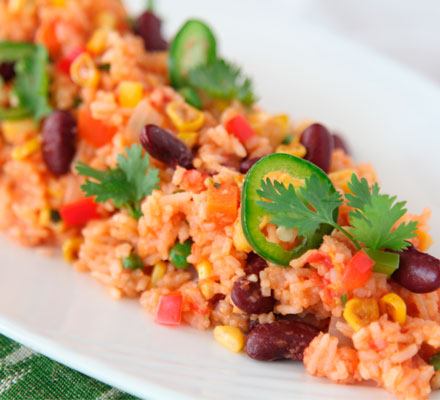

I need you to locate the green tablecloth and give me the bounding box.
[0,334,139,399]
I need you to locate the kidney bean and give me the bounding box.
[332,133,350,155]
[390,245,440,293]
[42,110,77,176]
[0,62,15,82]
[140,124,193,169]
[231,276,275,314]
[300,123,334,172]
[239,157,261,174]
[246,320,320,361]
[135,11,168,51]
[244,252,268,275]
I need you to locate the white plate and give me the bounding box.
[1,1,440,399]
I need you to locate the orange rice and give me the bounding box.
[0,1,438,399]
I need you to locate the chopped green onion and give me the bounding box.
[364,248,400,276]
[169,239,192,269]
[122,253,144,270]
[430,352,440,371]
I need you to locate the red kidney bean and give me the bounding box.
[239,157,261,174]
[140,124,193,169]
[246,320,320,361]
[244,252,268,275]
[390,245,440,293]
[0,62,15,82]
[332,133,350,155]
[135,11,168,51]
[231,276,275,314]
[42,110,77,176]
[300,123,334,172]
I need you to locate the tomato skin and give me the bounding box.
[225,115,255,142]
[60,198,100,227]
[341,250,375,292]
[78,108,117,148]
[155,293,183,325]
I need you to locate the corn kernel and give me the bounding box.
[329,169,357,193]
[117,81,143,108]
[11,137,41,161]
[196,260,213,280]
[214,325,245,353]
[151,261,167,286]
[2,118,36,143]
[294,119,313,137]
[51,0,66,6]
[233,215,251,252]
[176,132,198,148]
[70,52,100,88]
[265,171,305,189]
[199,279,215,300]
[62,237,83,263]
[166,101,205,132]
[379,293,406,324]
[343,298,379,331]
[273,114,290,133]
[416,230,434,252]
[276,142,307,158]
[95,11,117,29]
[38,207,51,227]
[86,28,108,55]
[8,0,26,13]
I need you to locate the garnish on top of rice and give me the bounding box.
[0,1,439,399]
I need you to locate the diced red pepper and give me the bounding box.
[55,46,86,75]
[225,115,255,142]
[181,170,208,194]
[155,293,183,325]
[60,197,100,227]
[78,108,117,148]
[341,250,375,292]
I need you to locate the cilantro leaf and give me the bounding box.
[188,59,257,106]
[76,144,159,219]
[346,174,417,251]
[256,174,343,237]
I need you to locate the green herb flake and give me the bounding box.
[73,96,83,109]
[122,253,144,270]
[49,209,61,223]
[76,144,159,220]
[430,353,440,371]
[281,135,293,145]
[340,293,348,307]
[98,63,111,71]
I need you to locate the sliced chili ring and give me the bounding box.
[241,153,338,266]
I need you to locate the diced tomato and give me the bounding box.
[155,293,183,325]
[55,46,86,75]
[78,108,117,148]
[60,198,100,227]
[307,252,334,269]
[341,250,375,292]
[206,182,239,228]
[36,20,62,58]
[181,170,208,194]
[225,115,255,142]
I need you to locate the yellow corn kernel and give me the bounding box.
[214,326,245,353]
[233,215,251,252]
[151,261,167,286]
[62,237,83,263]
[379,293,407,324]
[273,114,290,133]
[8,0,26,13]
[11,137,41,161]
[176,132,198,148]
[329,169,357,193]
[294,119,313,137]
[416,230,434,252]
[264,171,305,189]
[118,81,143,108]
[70,52,100,88]
[199,279,215,300]
[51,0,65,6]
[196,260,213,280]
[86,28,108,55]
[343,298,379,332]
[94,11,117,29]
[166,101,205,132]
[276,142,307,158]
[2,118,36,143]
[38,207,51,227]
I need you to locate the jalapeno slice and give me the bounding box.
[241,153,337,266]
[168,19,217,88]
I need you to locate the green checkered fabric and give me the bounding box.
[0,334,139,399]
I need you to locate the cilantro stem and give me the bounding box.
[331,223,362,250]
